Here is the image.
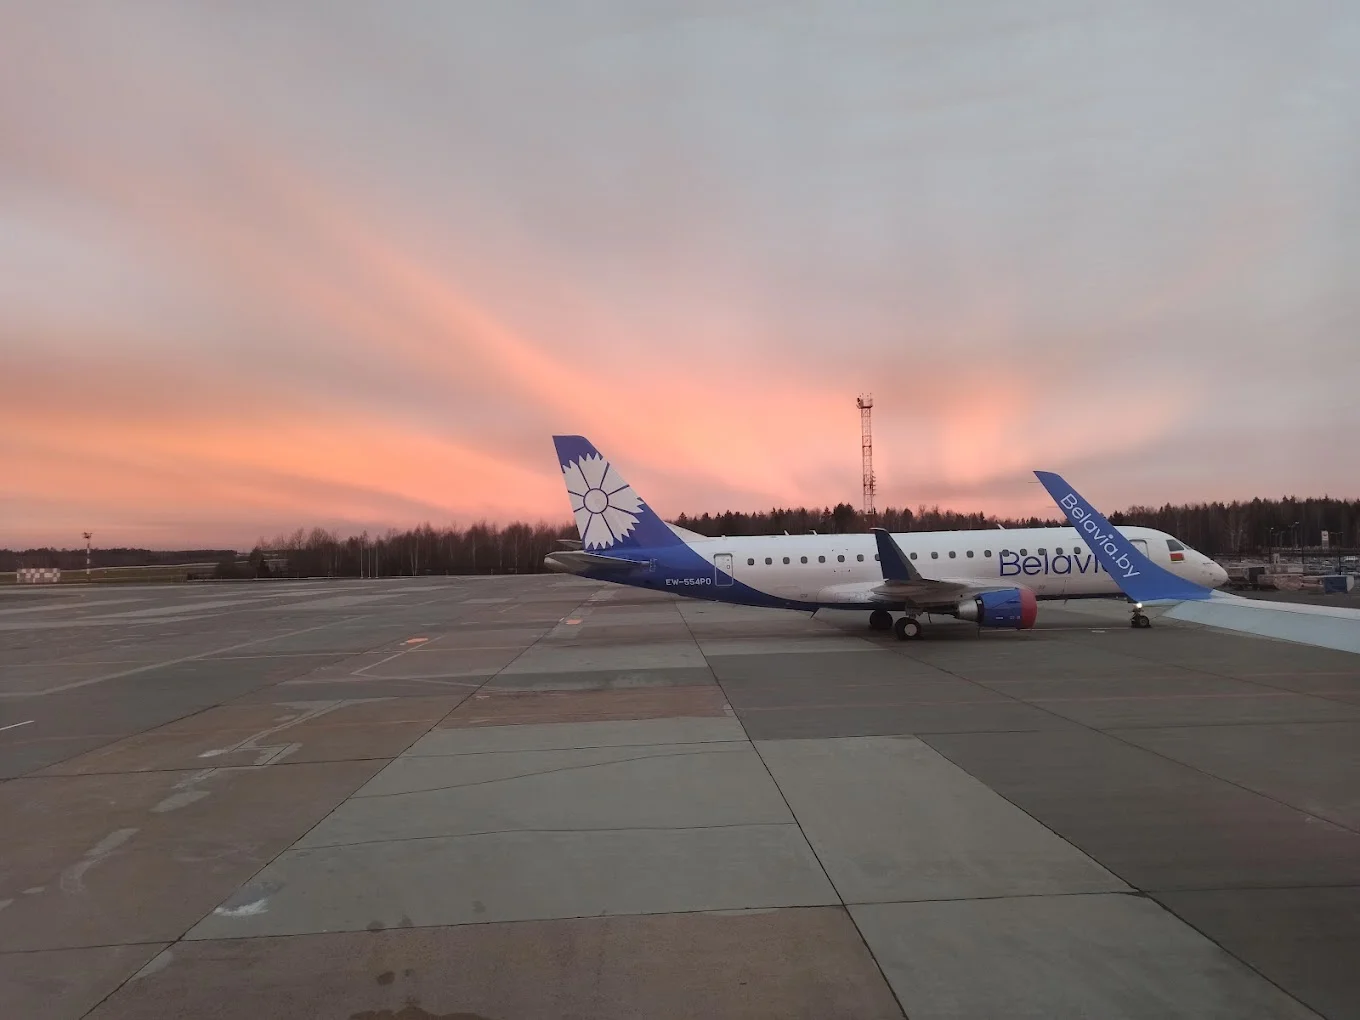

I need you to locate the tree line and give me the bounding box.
[250,522,578,579]
[676,498,1360,556]
[0,547,233,573]
[6,496,1358,579]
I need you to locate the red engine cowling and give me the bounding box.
[955,587,1038,629]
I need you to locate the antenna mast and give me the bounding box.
[856,395,876,516]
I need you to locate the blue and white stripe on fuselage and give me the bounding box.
[543,435,1228,616]
[548,526,1217,610]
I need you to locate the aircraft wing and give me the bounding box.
[850,529,1017,608]
[1034,469,1360,654]
[816,577,1015,608]
[872,577,1016,604]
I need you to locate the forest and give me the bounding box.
[672,497,1360,557]
[6,496,1357,579]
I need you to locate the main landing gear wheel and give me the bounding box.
[894,616,922,641]
[1131,612,1151,629]
[869,609,893,631]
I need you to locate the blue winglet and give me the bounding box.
[872,528,920,583]
[1034,471,1212,603]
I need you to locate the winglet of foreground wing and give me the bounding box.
[872,528,923,583]
[1034,471,1213,604]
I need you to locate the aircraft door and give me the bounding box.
[714,552,734,587]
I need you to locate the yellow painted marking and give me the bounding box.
[564,619,582,625]
[404,637,429,645]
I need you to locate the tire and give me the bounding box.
[869,609,893,631]
[894,616,922,640]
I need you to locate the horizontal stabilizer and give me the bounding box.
[543,549,650,574]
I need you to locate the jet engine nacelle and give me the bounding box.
[955,587,1038,629]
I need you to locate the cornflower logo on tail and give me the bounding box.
[563,453,643,549]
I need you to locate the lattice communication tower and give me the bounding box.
[856,395,876,516]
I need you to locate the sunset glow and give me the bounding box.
[3,4,1357,547]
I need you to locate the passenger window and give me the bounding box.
[984,550,992,557]
[1038,548,1046,555]
[782,557,790,565]
[818,555,826,563]
[874,554,880,561]
[800,556,807,564]
[1055,547,1063,555]
[837,554,845,562]
[856,554,864,562]
[966,550,974,558]
[747,558,755,566]
[948,551,957,558]
[764,557,772,565]
[931,552,939,559]
[1020,548,1028,555]
[910,552,918,560]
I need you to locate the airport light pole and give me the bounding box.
[83,532,92,579]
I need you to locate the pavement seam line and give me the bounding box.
[674,601,911,1020]
[895,642,1335,1019]
[70,593,520,1018]
[4,612,403,777]
[891,639,1360,836]
[0,618,362,699]
[136,589,600,960]
[353,745,755,799]
[294,821,805,852]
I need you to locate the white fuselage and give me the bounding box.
[675,525,1226,605]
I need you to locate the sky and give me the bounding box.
[3,2,1358,548]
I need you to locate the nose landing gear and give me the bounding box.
[1130,604,1151,629]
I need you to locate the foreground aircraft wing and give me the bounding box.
[1033,471,1213,604]
[1034,469,1360,654]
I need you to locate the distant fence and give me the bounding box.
[17,568,61,584]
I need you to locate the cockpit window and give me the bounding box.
[1166,539,1185,552]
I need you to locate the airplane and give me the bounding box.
[543,435,1229,639]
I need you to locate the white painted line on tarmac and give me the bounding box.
[0,619,351,699]
[0,719,34,732]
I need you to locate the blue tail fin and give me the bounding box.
[1034,471,1212,603]
[553,436,682,552]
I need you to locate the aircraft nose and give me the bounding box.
[1207,559,1229,588]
